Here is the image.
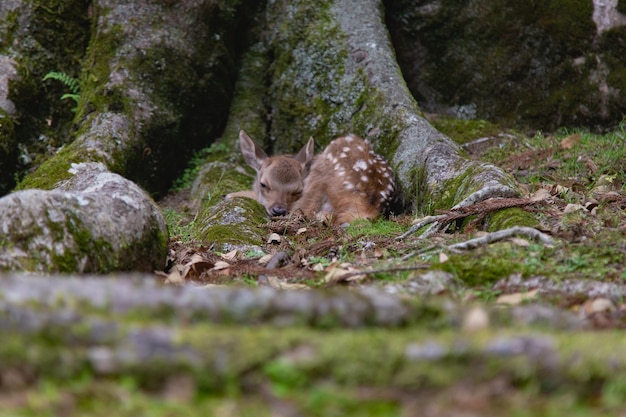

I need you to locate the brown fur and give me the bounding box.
[228,131,396,225]
[226,130,314,217]
[292,134,396,225]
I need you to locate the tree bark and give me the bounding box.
[0,0,253,272]
[191,0,520,250]
[1,0,521,271]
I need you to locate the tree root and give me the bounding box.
[396,194,538,241]
[401,226,554,261]
[447,226,554,251]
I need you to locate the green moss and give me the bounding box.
[387,0,601,130]
[6,0,90,183]
[430,116,503,145]
[439,243,532,286]
[618,0,626,14]
[485,207,539,231]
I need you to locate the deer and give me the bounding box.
[226,130,315,217]
[227,130,396,225]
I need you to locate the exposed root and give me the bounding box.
[396,195,537,241]
[447,226,554,252]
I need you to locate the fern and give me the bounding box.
[43,71,81,111]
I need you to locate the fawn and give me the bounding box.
[226,130,315,216]
[228,130,396,225]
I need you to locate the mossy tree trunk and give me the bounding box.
[192,0,520,249]
[1,0,521,271]
[0,0,257,272]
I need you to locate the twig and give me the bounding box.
[328,265,429,282]
[447,226,554,252]
[396,195,535,241]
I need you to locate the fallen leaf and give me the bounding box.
[438,252,449,263]
[463,306,489,331]
[563,203,585,214]
[267,233,282,244]
[163,264,186,285]
[324,262,366,283]
[296,227,307,235]
[496,289,539,305]
[530,188,552,202]
[212,261,231,270]
[266,276,309,290]
[511,237,530,247]
[560,133,580,149]
[221,249,240,261]
[584,297,616,315]
[258,254,273,265]
[577,155,598,173]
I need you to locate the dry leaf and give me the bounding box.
[563,203,585,214]
[438,252,449,263]
[163,264,186,285]
[583,298,616,315]
[324,262,365,283]
[221,249,240,261]
[530,188,552,202]
[577,155,598,173]
[267,233,282,244]
[212,261,231,270]
[511,237,530,247]
[296,227,307,235]
[463,306,489,331]
[258,254,273,265]
[560,133,580,149]
[496,289,539,305]
[266,276,309,290]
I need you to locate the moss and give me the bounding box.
[485,207,539,231]
[194,199,267,249]
[387,0,602,130]
[6,0,90,186]
[0,108,16,193]
[618,0,626,14]
[439,246,522,286]
[17,143,91,190]
[430,116,503,145]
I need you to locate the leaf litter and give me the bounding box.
[159,128,626,329]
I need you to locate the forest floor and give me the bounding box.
[8,121,626,417]
[161,120,626,330]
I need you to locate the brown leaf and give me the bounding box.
[560,133,580,149]
[496,289,538,305]
[163,264,186,285]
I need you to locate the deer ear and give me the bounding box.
[295,137,315,167]
[239,130,267,171]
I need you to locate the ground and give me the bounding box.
[5,121,626,417]
[159,122,626,331]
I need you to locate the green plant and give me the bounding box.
[43,71,81,112]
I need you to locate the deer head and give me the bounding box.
[234,130,314,217]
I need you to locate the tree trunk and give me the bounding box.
[1,0,520,271]
[0,0,254,272]
[191,0,520,250]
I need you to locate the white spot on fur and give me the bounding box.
[357,145,364,151]
[343,182,354,190]
[387,183,394,191]
[342,147,350,152]
[345,135,354,142]
[339,152,347,158]
[353,159,368,171]
[360,175,368,183]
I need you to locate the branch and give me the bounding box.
[448,226,554,251]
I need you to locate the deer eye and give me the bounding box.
[260,182,268,189]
